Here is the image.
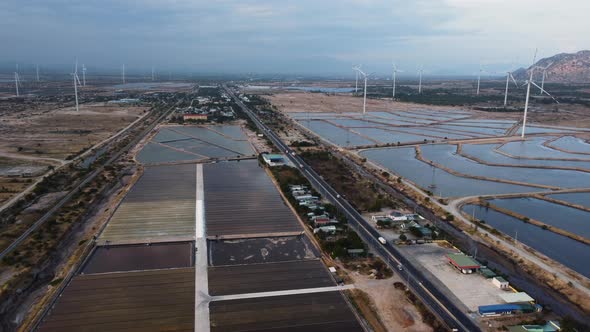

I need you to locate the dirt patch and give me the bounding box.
[0,102,145,160]
[343,265,433,332]
[22,191,67,214]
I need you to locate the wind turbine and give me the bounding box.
[521,50,559,138]
[14,72,20,97]
[122,64,126,84]
[353,64,361,94]
[418,66,423,94]
[72,60,82,112]
[476,63,484,95]
[353,66,369,115]
[503,70,518,107]
[538,64,551,95]
[521,50,537,139]
[82,64,87,86]
[392,64,403,99]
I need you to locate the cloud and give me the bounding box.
[0,0,588,75]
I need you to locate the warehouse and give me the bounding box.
[446,253,481,274]
[478,303,542,317]
[492,276,509,289]
[261,153,287,166]
[499,292,534,304]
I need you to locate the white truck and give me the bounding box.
[378,237,387,245]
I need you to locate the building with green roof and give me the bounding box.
[446,253,480,274]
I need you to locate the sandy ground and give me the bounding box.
[0,102,146,160]
[267,92,590,129]
[268,92,460,115]
[346,270,433,332]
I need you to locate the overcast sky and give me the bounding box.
[1,0,589,76]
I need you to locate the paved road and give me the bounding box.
[194,164,211,332]
[225,86,481,332]
[210,285,355,302]
[0,102,179,261]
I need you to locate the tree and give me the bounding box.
[399,234,407,241]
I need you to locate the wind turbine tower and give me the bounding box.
[14,72,20,97]
[392,64,402,99]
[353,66,369,115]
[539,65,550,95]
[418,66,423,94]
[72,60,82,112]
[504,70,518,107]
[476,64,483,95]
[353,64,361,94]
[122,64,126,84]
[521,50,537,139]
[82,64,87,86]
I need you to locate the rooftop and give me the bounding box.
[499,292,534,303]
[480,267,496,278]
[447,253,480,268]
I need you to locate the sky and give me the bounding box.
[1,0,589,76]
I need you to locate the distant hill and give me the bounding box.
[513,50,590,83]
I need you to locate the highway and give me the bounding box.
[224,85,481,332]
[0,100,180,261]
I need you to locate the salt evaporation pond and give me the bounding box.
[421,144,590,189]
[549,136,590,154]
[490,197,590,239]
[463,204,590,278]
[545,192,590,208]
[360,147,538,197]
[299,120,374,146]
[499,137,590,160]
[461,143,590,170]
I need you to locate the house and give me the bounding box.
[492,276,509,289]
[314,217,331,226]
[314,225,336,234]
[388,211,409,221]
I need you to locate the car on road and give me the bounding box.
[378,237,387,245]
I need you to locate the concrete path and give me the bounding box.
[194,164,210,332]
[210,285,355,302]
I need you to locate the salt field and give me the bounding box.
[137,125,254,163]
[464,204,590,278]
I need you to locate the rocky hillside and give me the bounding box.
[514,50,590,83]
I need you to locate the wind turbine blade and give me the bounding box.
[530,81,559,104]
[509,73,518,87]
[75,74,81,86]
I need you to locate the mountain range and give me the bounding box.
[513,50,590,83]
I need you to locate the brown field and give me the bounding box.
[208,260,334,296]
[0,102,146,160]
[209,292,363,332]
[267,91,590,128]
[37,268,195,332]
